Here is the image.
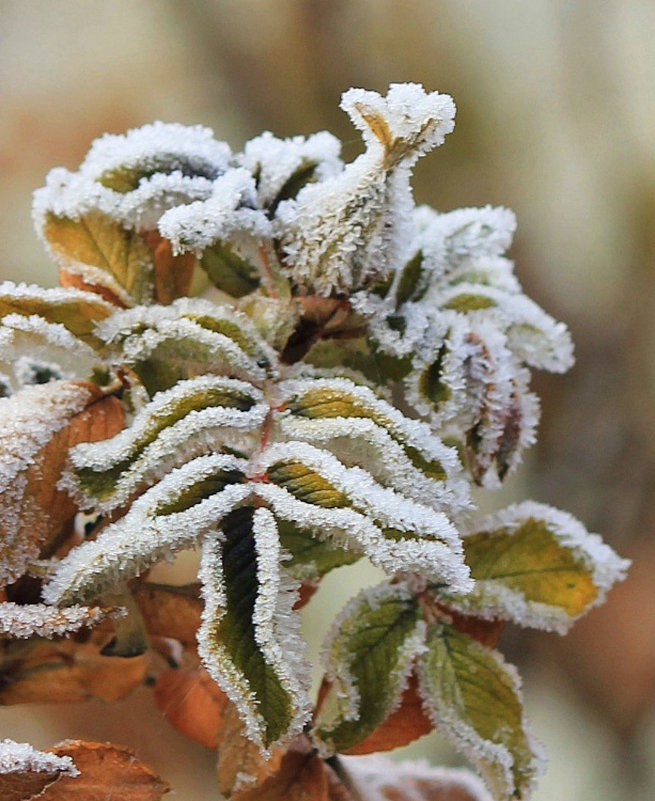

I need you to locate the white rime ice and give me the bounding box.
[454,501,632,633]
[198,508,312,750]
[0,739,79,779]
[0,381,97,584]
[341,755,494,801]
[277,84,456,296]
[0,601,117,639]
[33,121,230,232]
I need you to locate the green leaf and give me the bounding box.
[69,376,263,512]
[277,518,360,580]
[439,502,630,633]
[314,582,424,753]
[201,242,260,298]
[0,283,113,345]
[419,623,542,801]
[442,294,497,312]
[267,461,350,508]
[198,506,311,750]
[98,154,218,193]
[43,211,154,306]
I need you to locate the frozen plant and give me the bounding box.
[0,84,628,801]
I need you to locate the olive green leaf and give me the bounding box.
[439,502,630,633]
[198,506,311,750]
[314,582,425,754]
[419,623,543,801]
[42,211,154,306]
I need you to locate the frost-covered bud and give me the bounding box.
[276,83,456,297]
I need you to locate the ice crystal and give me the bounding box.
[0,739,79,778]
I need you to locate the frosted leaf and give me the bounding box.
[96,297,277,391]
[198,507,312,750]
[240,130,342,208]
[276,84,455,296]
[43,454,250,606]
[0,281,113,344]
[341,755,494,801]
[315,581,426,754]
[0,381,102,585]
[419,623,545,801]
[252,441,472,592]
[428,283,574,374]
[414,205,517,286]
[66,375,266,513]
[0,601,118,639]
[0,738,79,778]
[158,168,271,257]
[444,502,631,633]
[0,313,98,386]
[33,121,230,232]
[276,376,471,514]
[405,316,540,487]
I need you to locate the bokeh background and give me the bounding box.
[2,1,654,799]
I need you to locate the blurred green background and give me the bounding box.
[2,1,654,799]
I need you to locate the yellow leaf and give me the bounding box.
[44,211,154,307]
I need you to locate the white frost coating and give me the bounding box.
[276,84,455,296]
[43,454,250,605]
[415,205,517,283]
[276,376,470,513]
[0,381,96,584]
[158,168,271,255]
[198,509,312,750]
[66,375,266,512]
[453,501,631,633]
[33,121,230,233]
[0,280,114,316]
[0,313,98,381]
[253,479,472,593]
[418,632,545,801]
[427,282,574,374]
[341,83,456,165]
[240,130,342,207]
[0,601,119,639]
[317,582,426,744]
[341,755,494,801]
[95,297,276,381]
[0,738,79,778]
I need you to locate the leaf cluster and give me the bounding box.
[0,84,628,801]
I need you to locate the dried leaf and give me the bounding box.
[0,624,146,705]
[233,738,329,801]
[342,672,433,755]
[0,738,77,801]
[42,741,169,800]
[142,230,196,305]
[153,668,229,747]
[133,582,202,646]
[216,701,284,798]
[0,381,124,585]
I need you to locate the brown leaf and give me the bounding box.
[0,623,146,705]
[216,701,284,798]
[341,672,433,755]
[153,668,229,748]
[59,271,126,308]
[132,583,203,646]
[233,737,330,801]
[142,231,196,305]
[0,769,61,801]
[42,741,169,800]
[443,608,504,650]
[0,382,125,585]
